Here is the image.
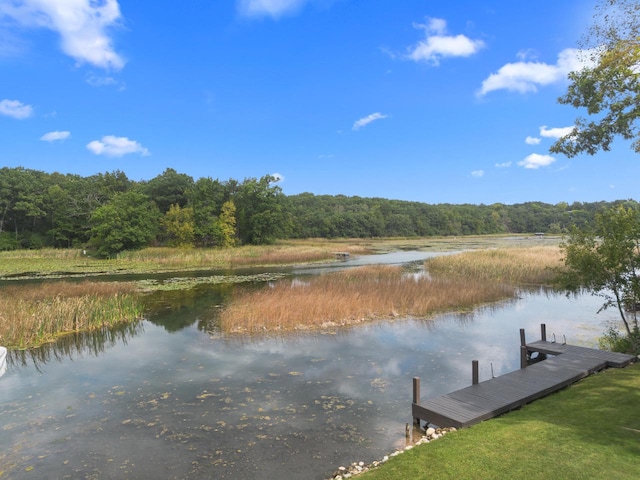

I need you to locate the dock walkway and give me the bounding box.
[411,325,635,429]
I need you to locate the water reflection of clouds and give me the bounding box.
[0,290,626,480]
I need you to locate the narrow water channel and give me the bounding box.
[0,261,619,479]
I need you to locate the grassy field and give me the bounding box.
[0,240,372,279]
[360,362,640,480]
[0,235,558,279]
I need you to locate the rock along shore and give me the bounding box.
[328,426,457,479]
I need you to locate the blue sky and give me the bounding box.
[1,0,636,205]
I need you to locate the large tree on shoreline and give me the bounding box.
[561,205,640,353]
[551,0,640,157]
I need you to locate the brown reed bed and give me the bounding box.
[0,281,144,349]
[425,245,564,286]
[219,265,514,334]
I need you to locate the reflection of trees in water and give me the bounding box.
[7,321,144,370]
[143,283,233,333]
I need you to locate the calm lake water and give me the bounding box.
[0,253,621,479]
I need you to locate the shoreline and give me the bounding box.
[327,426,458,479]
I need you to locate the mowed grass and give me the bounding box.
[425,245,563,285]
[361,363,640,480]
[220,265,514,334]
[0,281,144,349]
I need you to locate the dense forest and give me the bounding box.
[0,166,635,256]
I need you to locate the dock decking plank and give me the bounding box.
[412,339,635,429]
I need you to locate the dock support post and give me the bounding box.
[541,323,547,342]
[520,328,526,347]
[520,345,528,369]
[472,360,479,385]
[413,377,421,425]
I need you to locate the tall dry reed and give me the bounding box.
[220,265,514,334]
[118,244,360,269]
[0,281,144,349]
[425,246,563,285]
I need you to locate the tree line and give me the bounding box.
[0,166,636,256]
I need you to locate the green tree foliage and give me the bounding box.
[162,204,195,248]
[141,168,194,213]
[560,205,640,352]
[235,175,289,244]
[216,200,237,248]
[0,167,49,246]
[186,177,230,246]
[551,0,640,156]
[1,166,639,249]
[89,191,161,257]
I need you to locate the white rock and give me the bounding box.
[426,427,436,436]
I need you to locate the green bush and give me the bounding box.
[0,232,20,251]
[598,323,640,354]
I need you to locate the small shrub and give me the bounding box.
[599,324,640,355]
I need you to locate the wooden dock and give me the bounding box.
[411,324,636,429]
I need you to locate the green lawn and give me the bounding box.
[362,363,640,480]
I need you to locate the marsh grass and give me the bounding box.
[220,265,514,334]
[220,246,565,334]
[0,281,143,349]
[425,245,563,285]
[0,241,372,278]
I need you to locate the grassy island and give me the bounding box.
[0,281,143,349]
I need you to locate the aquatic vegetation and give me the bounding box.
[136,273,288,291]
[220,265,514,334]
[0,281,144,349]
[425,245,563,285]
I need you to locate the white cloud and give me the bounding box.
[238,0,307,18]
[86,73,118,87]
[0,0,125,70]
[407,18,485,65]
[40,130,70,142]
[353,112,388,130]
[471,170,484,177]
[495,161,512,168]
[87,135,150,157]
[518,153,555,169]
[516,49,537,61]
[271,172,284,182]
[525,136,541,145]
[539,125,574,138]
[478,48,596,96]
[0,99,33,119]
